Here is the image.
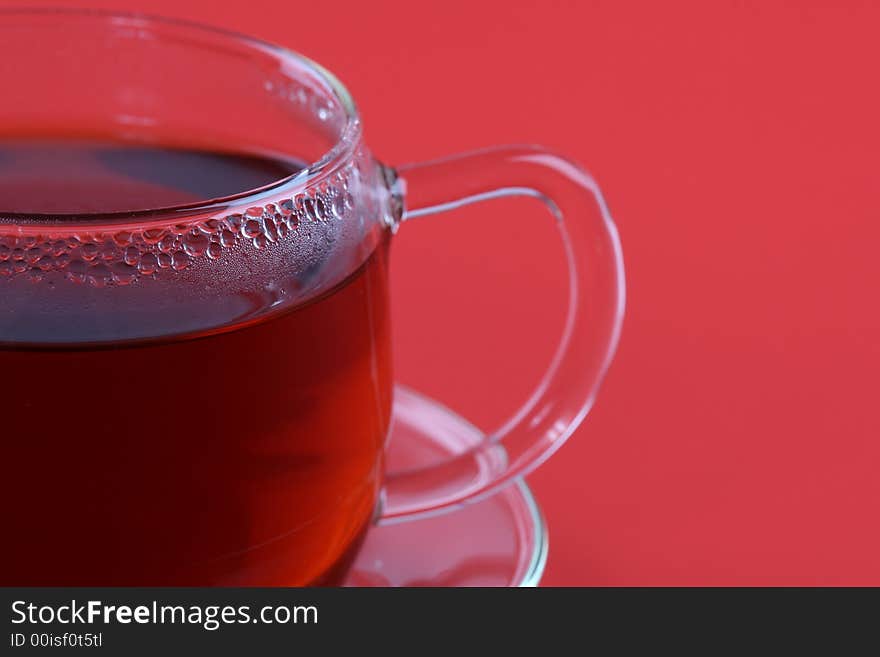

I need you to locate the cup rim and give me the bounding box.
[0,7,362,228]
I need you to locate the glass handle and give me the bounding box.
[379,145,625,524]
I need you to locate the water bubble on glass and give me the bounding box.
[80,243,98,261]
[242,218,263,238]
[170,250,191,271]
[110,261,138,285]
[182,232,210,257]
[87,262,112,287]
[220,229,237,248]
[123,246,140,266]
[138,253,158,275]
[142,228,165,244]
[158,235,176,253]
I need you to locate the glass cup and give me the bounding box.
[0,9,625,585]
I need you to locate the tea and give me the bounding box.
[0,140,393,585]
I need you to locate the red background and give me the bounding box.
[20,0,880,585]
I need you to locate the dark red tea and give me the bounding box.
[0,141,393,585]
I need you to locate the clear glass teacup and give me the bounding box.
[0,9,624,585]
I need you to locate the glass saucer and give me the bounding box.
[345,386,548,587]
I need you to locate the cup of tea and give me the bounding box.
[0,9,624,585]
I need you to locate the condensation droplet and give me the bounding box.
[278,198,294,215]
[314,196,327,221]
[317,196,330,220]
[87,262,112,287]
[100,242,119,261]
[142,228,165,244]
[67,259,87,283]
[79,243,98,261]
[331,194,346,219]
[158,235,176,253]
[242,218,263,238]
[110,261,138,285]
[264,221,279,243]
[200,218,223,234]
[113,231,133,246]
[138,253,158,275]
[0,161,364,285]
[171,250,190,271]
[35,255,54,271]
[224,214,243,231]
[124,246,140,266]
[183,232,210,257]
[301,196,318,221]
[220,230,237,248]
